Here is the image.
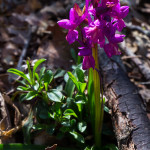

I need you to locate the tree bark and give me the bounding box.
[99,49,150,150]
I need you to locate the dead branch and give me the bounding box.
[99,49,150,150]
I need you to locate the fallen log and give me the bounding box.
[99,49,150,150]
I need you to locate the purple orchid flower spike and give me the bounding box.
[57,0,129,70]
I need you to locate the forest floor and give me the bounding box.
[0,0,150,149]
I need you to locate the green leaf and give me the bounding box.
[44,70,53,91]
[7,68,31,85]
[78,82,87,93]
[67,72,78,86]
[54,69,66,79]
[64,109,77,118]
[76,68,84,83]
[39,67,46,79]
[61,120,71,127]
[64,76,75,97]
[23,91,37,101]
[104,105,110,114]
[33,82,39,91]
[33,59,46,81]
[67,72,86,93]
[69,131,85,143]
[35,73,39,82]
[75,95,86,104]
[78,121,87,133]
[17,86,31,91]
[17,79,28,86]
[64,73,69,82]
[19,94,27,102]
[47,89,62,102]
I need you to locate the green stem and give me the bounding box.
[92,44,103,148]
[88,68,95,130]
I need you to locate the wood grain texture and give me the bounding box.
[99,49,150,150]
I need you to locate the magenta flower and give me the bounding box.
[57,0,129,70]
[78,38,92,56]
[82,55,95,70]
[57,2,89,44]
[84,19,105,46]
[111,4,129,31]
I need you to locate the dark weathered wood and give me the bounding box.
[99,49,150,150]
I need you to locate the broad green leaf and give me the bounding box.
[76,68,84,83]
[70,131,85,143]
[7,68,31,85]
[61,120,71,127]
[17,80,28,86]
[67,72,78,86]
[24,91,37,101]
[33,59,46,81]
[78,121,87,133]
[67,72,86,93]
[75,95,86,104]
[104,105,110,114]
[44,70,53,91]
[33,82,39,91]
[19,93,27,102]
[64,109,77,118]
[54,69,65,79]
[47,89,62,102]
[64,76,75,97]
[39,66,46,79]
[35,73,39,82]
[64,73,69,82]
[78,82,87,93]
[17,86,31,91]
